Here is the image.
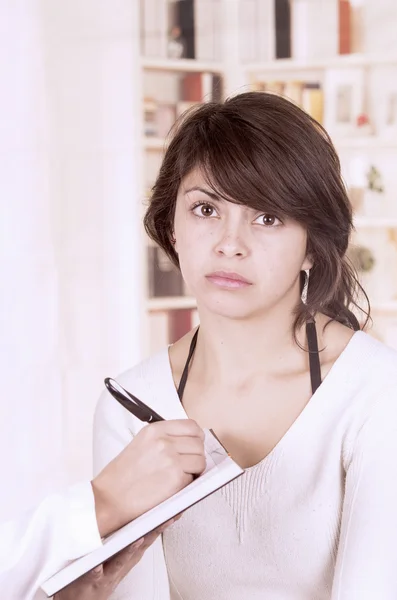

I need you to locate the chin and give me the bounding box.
[199,292,260,321]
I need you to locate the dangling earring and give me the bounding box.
[301,269,310,305]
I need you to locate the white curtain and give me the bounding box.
[0,0,145,516]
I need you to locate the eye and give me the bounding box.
[254,214,282,227]
[191,202,219,218]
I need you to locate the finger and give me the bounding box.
[161,419,205,439]
[170,436,206,455]
[157,513,183,530]
[141,529,162,547]
[75,563,103,584]
[103,538,144,579]
[179,453,207,475]
[104,538,153,585]
[84,564,103,579]
[146,516,181,541]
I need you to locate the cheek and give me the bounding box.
[177,233,206,268]
[254,232,307,280]
[176,231,213,291]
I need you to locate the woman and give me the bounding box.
[93,92,397,599]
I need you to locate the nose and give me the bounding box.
[214,222,250,259]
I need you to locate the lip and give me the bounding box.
[205,271,253,289]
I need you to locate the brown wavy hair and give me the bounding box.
[144,91,370,334]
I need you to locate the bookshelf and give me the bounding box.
[141,57,224,73]
[139,0,397,354]
[354,217,397,229]
[335,137,397,150]
[148,297,197,311]
[144,137,168,151]
[372,302,397,313]
[244,53,397,74]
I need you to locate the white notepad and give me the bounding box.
[41,430,244,597]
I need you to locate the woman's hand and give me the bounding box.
[92,419,205,537]
[54,519,176,600]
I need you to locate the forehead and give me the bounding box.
[179,168,207,193]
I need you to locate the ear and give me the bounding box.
[302,255,314,271]
[171,233,178,254]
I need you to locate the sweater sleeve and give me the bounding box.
[332,387,397,599]
[93,388,170,600]
[0,482,102,600]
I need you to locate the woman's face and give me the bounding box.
[173,168,312,320]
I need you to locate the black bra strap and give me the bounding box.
[177,322,322,401]
[306,320,322,394]
[177,328,199,400]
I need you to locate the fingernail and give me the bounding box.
[130,538,144,552]
[93,565,102,573]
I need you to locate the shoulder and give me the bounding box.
[349,330,397,384]
[345,331,397,439]
[94,346,187,436]
[329,331,397,467]
[321,317,397,398]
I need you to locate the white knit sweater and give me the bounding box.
[93,331,397,600]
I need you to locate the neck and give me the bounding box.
[193,301,310,386]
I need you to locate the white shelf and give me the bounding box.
[354,217,397,229]
[371,301,397,313]
[141,57,224,74]
[144,137,167,151]
[143,133,397,153]
[245,53,397,74]
[334,137,397,150]
[147,296,197,312]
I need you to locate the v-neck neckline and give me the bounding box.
[163,330,364,471]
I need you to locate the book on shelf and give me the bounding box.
[149,307,199,353]
[302,83,324,125]
[176,72,223,117]
[140,0,168,58]
[274,0,291,59]
[256,0,275,63]
[250,79,324,125]
[180,72,203,102]
[140,0,195,60]
[239,0,261,63]
[180,72,223,103]
[156,103,177,138]
[143,70,223,138]
[141,0,222,62]
[339,0,351,55]
[292,0,338,60]
[148,245,185,297]
[338,0,364,55]
[143,97,159,137]
[169,308,194,344]
[41,429,244,597]
[143,97,178,140]
[175,0,195,59]
[323,67,365,137]
[194,0,222,61]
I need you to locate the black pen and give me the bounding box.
[105,377,203,480]
[104,377,165,423]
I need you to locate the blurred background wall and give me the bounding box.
[1,0,397,520]
[0,0,145,515]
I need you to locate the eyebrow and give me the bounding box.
[184,186,221,201]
